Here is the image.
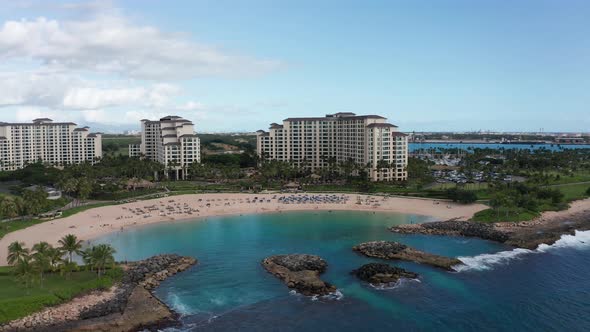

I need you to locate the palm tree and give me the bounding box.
[81,246,96,272]
[46,247,64,272]
[32,242,52,256]
[7,241,30,265]
[12,197,27,220]
[94,244,116,278]
[1,198,17,219]
[14,256,36,290]
[83,244,116,278]
[58,234,83,263]
[32,242,53,283]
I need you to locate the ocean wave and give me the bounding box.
[369,277,421,290]
[454,230,590,272]
[537,230,590,252]
[168,293,191,315]
[291,289,344,301]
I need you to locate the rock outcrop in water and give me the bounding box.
[262,254,337,296]
[0,254,197,332]
[352,263,418,285]
[353,241,461,271]
[390,221,510,243]
[390,212,590,250]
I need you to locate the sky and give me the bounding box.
[0,0,588,133]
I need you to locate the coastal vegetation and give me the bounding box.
[1,235,120,323]
[0,141,589,232]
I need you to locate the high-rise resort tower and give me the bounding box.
[256,112,408,181]
[129,115,201,179]
[0,118,102,171]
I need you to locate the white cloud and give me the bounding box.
[0,71,184,110]
[177,101,204,111]
[0,13,282,80]
[14,106,60,122]
[0,2,281,129]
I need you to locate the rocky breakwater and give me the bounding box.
[0,254,196,332]
[352,263,418,285]
[353,241,461,271]
[390,220,510,243]
[262,254,337,296]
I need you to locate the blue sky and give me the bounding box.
[0,0,588,132]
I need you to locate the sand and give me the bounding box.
[0,193,487,266]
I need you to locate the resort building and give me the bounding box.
[129,115,200,179]
[0,118,102,171]
[256,112,408,181]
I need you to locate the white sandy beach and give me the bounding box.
[0,193,487,266]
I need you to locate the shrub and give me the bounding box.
[446,188,478,204]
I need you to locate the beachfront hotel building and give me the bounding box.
[0,118,102,171]
[129,115,200,179]
[256,112,408,181]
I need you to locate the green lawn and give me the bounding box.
[0,219,45,240]
[554,183,590,202]
[59,202,117,219]
[472,208,540,223]
[429,182,490,191]
[543,171,590,185]
[0,266,122,323]
[0,202,118,240]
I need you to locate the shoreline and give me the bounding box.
[1,254,196,332]
[392,198,590,249]
[0,193,487,266]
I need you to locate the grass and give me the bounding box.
[0,202,119,240]
[472,208,540,223]
[163,181,254,193]
[429,182,490,191]
[59,202,117,219]
[554,183,590,202]
[91,188,165,200]
[543,171,590,185]
[0,219,45,240]
[0,265,123,323]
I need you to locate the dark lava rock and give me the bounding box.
[352,263,418,285]
[353,241,461,271]
[79,254,196,320]
[267,254,328,272]
[262,254,336,296]
[391,221,509,243]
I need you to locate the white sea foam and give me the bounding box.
[369,277,420,290]
[296,289,343,301]
[537,230,590,252]
[454,230,590,272]
[324,289,344,300]
[168,293,191,315]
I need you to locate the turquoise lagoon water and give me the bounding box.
[93,211,590,331]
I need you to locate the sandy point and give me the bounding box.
[0,193,487,266]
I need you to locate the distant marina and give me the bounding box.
[409,142,589,152]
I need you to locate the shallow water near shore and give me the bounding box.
[93,211,590,331]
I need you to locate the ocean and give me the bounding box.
[93,211,590,331]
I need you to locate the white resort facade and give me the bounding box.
[129,115,201,179]
[0,118,102,171]
[256,112,408,181]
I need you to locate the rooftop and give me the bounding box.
[366,123,398,128]
[283,114,386,122]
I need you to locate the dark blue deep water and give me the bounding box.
[94,211,590,331]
